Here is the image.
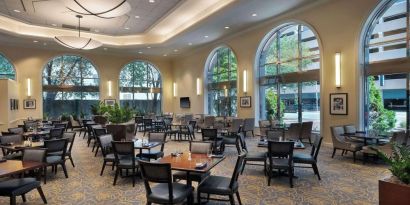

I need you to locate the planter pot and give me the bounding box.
[379,175,410,205]
[93,115,108,125]
[106,123,135,141]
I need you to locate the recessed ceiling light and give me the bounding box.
[135,15,140,18]
[103,48,108,51]
[163,54,168,56]
[13,9,20,13]
[174,49,178,52]
[125,27,130,30]
[138,51,143,54]
[147,46,151,49]
[224,26,230,29]
[252,13,257,17]
[188,42,192,46]
[43,43,47,46]
[95,29,100,33]
[204,35,209,38]
[33,40,38,43]
[149,0,155,3]
[51,23,57,27]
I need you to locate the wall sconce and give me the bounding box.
[173,82,177,97]
[243,69,248,94]
[196,78,201,96]
[335,52,341,88]
[107,81,112,97]
[224,85,228,97]
[27,78,32,97]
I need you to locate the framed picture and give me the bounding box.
[240,96,252,108]
[10,99,13,110]
[330,93,348,115]
[104,99,116,106]
[23,99,36,109]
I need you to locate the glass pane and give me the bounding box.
[0,54,15,80]
[279,25,298,63]
[261,85,281,121]
[302,81,320,131]
[280,83,298,124]
[366,74,405,133]
[301,26,320,71]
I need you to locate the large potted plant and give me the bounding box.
[377,143,410,204]
[90,101,109,124]
[105,103,135,141]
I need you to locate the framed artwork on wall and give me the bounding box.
[330,93,348,115]
[23,99,36,109]
[240,96,252,108]
[104,99,116,106]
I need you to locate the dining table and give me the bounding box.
[158,153,225,187]
[0,141,44,152]
[133,139,163,156]
[342,133,389,145]
[0,160,45,177]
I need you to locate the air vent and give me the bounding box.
[62,24,90,32]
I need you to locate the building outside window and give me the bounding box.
[119,60,162,114]
[206,46,237,116]
[258,23,321,131]
[42,55,100,118]
[0,53,16,80]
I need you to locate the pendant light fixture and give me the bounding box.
[61,0,131,19]
[54,15,102,50]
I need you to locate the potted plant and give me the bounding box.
[105,103,135,141]
[90,101,109,124]
[376,143,410,204]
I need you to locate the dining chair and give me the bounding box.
[22,148,47,180]
[134,116,144,133]
[63,132,76,167]
[300,121,313,144]
[267,141,295,187]
[112,141,139,187]
[143,119,154,136]
[293,135,323,180]
[68,115,83,132]
[97,134,114,176]
[137,132,166,160]
[236,133,266,175]
[266,128,285,141]
[0,177,47,205]
[258,120,271,139]
[197,152,245,205]
[43,138,69,184]
[330,126,363,162]
[93,127,108,155]
[7,127,24,135]
[139,160,194,205]
[0,134,23,160]
[49,128,65,139]
[285,123,302,141]
[201,128,223,154]
[242,118,255,137]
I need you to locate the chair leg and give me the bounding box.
[94,147,99,157]
[69,155,75,167]
[229,194,235,205]
[61,163,69,178]
[240,161,246,174]
[21,194,26,202]
[100,161,107,176]
[331,148,336,158]
[10,196,16,205]
[132,168,136,187]
[44,166,47,184]
[37,186,47,204]
[312,163,321,180]
[113,168,120,185]
[267,169,271,186]
[251,130,254,138]
[197,190,201,205]
[236,192,242,205]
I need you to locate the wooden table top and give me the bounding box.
[0,141,44,151]
[158,153,225,173]
[0,160,45,177]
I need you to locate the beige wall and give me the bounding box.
[170,0,379,142]
[0,45,174,131]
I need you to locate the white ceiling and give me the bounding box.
[0,0,182,35]
[0,0,325,56]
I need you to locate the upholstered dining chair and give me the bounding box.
[285,123,302,141]
[0,134,23,159]
[0,177,47,205]
[63,132,76,167]
[112,141,139,187]
[236,133,266,175]
[44,138,69,184]
[293,135,323,180]
[201,128,223,154]
[242,118,255,137]
[330,126,363,162]
[7,127,24,135]
[97,134,114,176]
[139,160,194,205]
[93,127,108,155]
[267,141,295,187]
[49,127,64,139]
[300,121,313,144]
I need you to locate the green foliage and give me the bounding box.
[368,76,396,133]
[90,101,105,115]
[60,113,70,121]
[107,103,134,124]
[265,89,285,121]
[375,143,410,184]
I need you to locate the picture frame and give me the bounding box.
[330,93,348,115]
[104,99,116,106]
[23,99,36,109]
[240,96,252,108]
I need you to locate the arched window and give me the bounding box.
[363,0,409,133]
[0,53,16,80]
[119,61,162,114]
[258,23,321,131]
[42,55,100,118]
[206,46,237,116]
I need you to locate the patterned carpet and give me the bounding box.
[0,131,389,205]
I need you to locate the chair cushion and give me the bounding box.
[148,182,193,204]
[0,178,40,196]
[269,158,292,169]
[223,136,237,145]
[46,156,62,164]
[173,171,210,182]
[198,176,237,195]
[47,151,64,156]
[245,152,266,161]
[293,153,315,164]
[117,157,139,168]
[105,153,115,161]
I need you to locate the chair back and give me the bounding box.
[185,114,193,123]
[258,120,271,137]
[204,116,215,128]
[189,141,211,154]
[8,127,24,134]
[235,133,247,153]
[311,135,323,161]
[63,132,76,153]
[69,115,80,127]
[135,116,144,124]
[149,132,166,151]
[143,118,153,126]
[330,126,346,147]
[391,131,408,145]
[300,121,313,140]
[93,128,107,137]
[201,128,218,141]
[24,120,38,131]
[111,141,135,161]
[267,128,285,141]
[97,134,113,157]
[243,118,255,132]
[139,160,173,202]
[0,134,23,144]
[44,138,68,159]
[229,152,246,189]
[54,123,67,130]
[23,148,46,162]
[344,125,357,134]
[229,119,243,133]
[286,123,302,141]
[267,141,294,161]
[49,128,65,139]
